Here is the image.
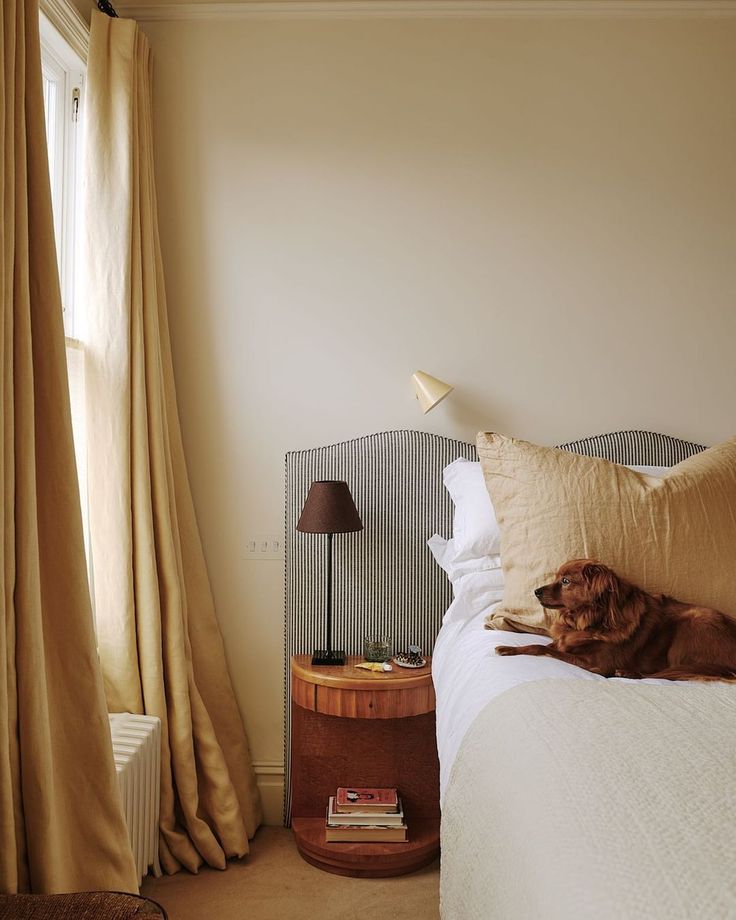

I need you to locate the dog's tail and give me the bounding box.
[649,665,736,683]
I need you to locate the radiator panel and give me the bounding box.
[109,713,162,886]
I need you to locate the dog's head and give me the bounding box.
[534,559,632,632]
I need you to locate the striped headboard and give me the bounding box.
[283,429,706,821]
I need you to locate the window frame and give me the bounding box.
[39,4,93,584]
[40,11,86,341]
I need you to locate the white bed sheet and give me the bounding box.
[433,589,670,802]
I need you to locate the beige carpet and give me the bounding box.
[141,827,440,920]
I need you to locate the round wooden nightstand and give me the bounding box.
[290,655,440,878]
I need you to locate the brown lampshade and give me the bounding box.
[296,481,363,534]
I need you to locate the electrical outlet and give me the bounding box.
[245,534,283,561]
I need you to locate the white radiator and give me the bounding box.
[109,712,162,885]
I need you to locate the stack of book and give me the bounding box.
[325,787,407,843]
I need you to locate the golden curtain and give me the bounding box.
[83,12,262,875]
[0,0,138,894]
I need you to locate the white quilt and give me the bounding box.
[432,586,670,801]
[434,591,736,920]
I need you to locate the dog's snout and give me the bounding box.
[534,587,544,598]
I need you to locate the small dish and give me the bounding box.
[393,656,427,669]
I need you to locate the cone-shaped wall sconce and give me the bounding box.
[411,370,453,414]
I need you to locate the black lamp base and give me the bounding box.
[311,649,346,667]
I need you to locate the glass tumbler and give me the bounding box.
[363,636,391,662]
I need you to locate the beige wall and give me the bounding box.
[139,12,736,822]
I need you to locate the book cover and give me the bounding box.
[327,796,404,826]
[334,787,399,813]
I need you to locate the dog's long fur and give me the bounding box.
[496,560,736,681]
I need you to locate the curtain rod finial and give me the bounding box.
[97,0,119,17]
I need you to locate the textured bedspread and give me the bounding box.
[441,678,736,920]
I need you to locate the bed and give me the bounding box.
[285,429,736,918]
[434,591,736,919]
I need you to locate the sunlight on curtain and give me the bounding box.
[65,340,90,566]
[83,11,261,875]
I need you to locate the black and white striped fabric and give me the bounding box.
[285,430,474,659]
[283,429,705,822]
[559,430,705,467]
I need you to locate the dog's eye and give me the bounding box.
[561,576,570,586]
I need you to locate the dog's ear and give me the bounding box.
[581,562,610,584]
[581,563,630,632]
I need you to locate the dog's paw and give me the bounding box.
[495,646,517,656]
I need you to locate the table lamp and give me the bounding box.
[297,480,363,666]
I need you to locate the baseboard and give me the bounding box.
[254,761,285,826]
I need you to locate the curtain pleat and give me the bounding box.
[84,12,262,875]
[0,0,138,894]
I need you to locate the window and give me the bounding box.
[40,9,90,566]
[40,10,85,340]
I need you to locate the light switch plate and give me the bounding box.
[245,534,283,561]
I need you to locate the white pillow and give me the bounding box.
[629,465,668,477]
[445,458,501,556]
[428,458,501,592]
[429,458,667,594]
[442,568,506,625]
[428,534,501,592]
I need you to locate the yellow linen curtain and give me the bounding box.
[0,0,138,894]
[83,12,261,875]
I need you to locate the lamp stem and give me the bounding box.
[326,531,333,656]
[326,533,334,658]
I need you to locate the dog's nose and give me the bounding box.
[534,587,544,598]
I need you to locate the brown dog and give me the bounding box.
[496,559,736,681]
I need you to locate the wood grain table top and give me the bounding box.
[291,654,433,691]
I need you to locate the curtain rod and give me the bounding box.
[97,0,119,16]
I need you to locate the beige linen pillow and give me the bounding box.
[477,432,736,634]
